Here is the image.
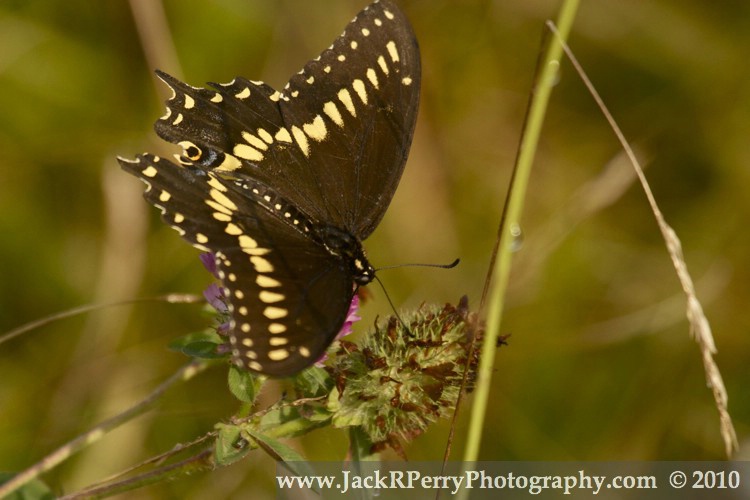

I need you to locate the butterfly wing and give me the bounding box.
[118,154,354,376]
[152,0,420,239]
[279,0,421,238]
[119,0,420,376]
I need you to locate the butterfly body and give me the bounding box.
[119,0,420,376]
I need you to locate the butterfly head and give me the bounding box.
[312,224,375,285]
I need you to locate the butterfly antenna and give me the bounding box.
[372,258,459,335]
[376,257,459,272]
[373,275,411,335]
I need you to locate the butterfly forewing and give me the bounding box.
[280,0,421,237]
[119,0,420,376]
[152,0,419,238]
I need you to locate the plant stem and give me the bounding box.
[461,0,580,466]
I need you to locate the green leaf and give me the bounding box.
[244,429,306,462]
[214,423,253,466]
[168,330,225,359]
[293,366,332,397]
[0,473,55,500]
[227,365,261,403]
[259,405,331,438]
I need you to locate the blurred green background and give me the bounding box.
[1,0,748,497]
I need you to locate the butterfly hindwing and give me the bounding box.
[119,154,354,376]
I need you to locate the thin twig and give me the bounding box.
[60,449,214,500]
[78,432,216,489]
[0,361,210,499]
[0,294,203,346]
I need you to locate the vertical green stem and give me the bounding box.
[461,0,580,466]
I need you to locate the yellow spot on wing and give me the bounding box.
[259,290,285,303]
[238,234,259,249]
[366,68,379,89]
[257,128,273,144]
[215,153,242,172]
[291,126,310,157]
[184,95,195,109]
[256,275,282,288]
[210,93,223,103]
[263,306,287,320]
[210,188,239,211]
[386,41,399,63]
[275,128,292,143]
[268,322,287,333]
[206,200,232,215]
[242,131,269,151]
[377,55,389,75]
[352,79,368,104]
[235,87,251,99]
[142,166,158,178]
[303,115,327,142]
[251,256,274,273]
[243,247,271,256]
[338,88,356,116]
[233,143,264,162]
[268,349,290,361]
[323,101,344,127]
[213,211,232,222]
[207,175,227,192]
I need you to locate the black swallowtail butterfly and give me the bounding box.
[118,0,420,376]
